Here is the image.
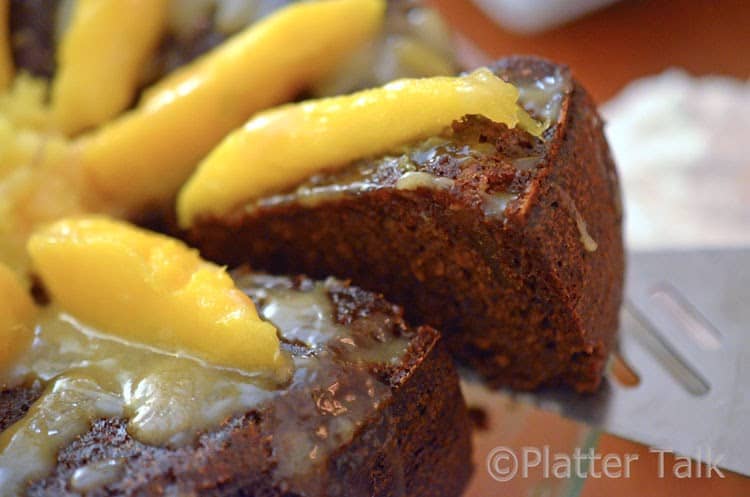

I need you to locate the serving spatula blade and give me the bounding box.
[526,248,750,476]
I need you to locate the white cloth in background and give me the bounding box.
[601,70,750,249]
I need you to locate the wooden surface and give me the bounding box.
[429,1,750,495]
[429,0,750,104]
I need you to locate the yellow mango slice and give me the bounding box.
[78,0,385,217]
[178,67,542,227]
[0,262,36,372]
[0,0,12,91]
[51,0,169,135]
[28,217,287,376]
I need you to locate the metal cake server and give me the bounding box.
[525,247,750,476]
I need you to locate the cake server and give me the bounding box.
[522,247,750,476]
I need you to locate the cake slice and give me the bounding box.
[0,219,471,496]
[185,57,625,392]
[1,271,471,496]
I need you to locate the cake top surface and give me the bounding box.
[0,270,417,495]
[188,58,573,227]
[176,66,545,227]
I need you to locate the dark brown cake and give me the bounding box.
[2,274,472,496]
[188,57,625,392]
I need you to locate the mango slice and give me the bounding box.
[78,0,385,217]
[0,262,35,372]
[0,0,12,91]
[28,217,287,376]
[178,67,542,226]
[51,0,168,135]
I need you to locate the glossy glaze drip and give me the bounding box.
[480,192,516,217]
[515,67,569,128]
[395,171,454,191]
[553,184,599,252]
[69,459,125,493]
[577,215,599,252]
[0,274,410,496]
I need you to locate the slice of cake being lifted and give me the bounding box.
[180,57,625,392]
